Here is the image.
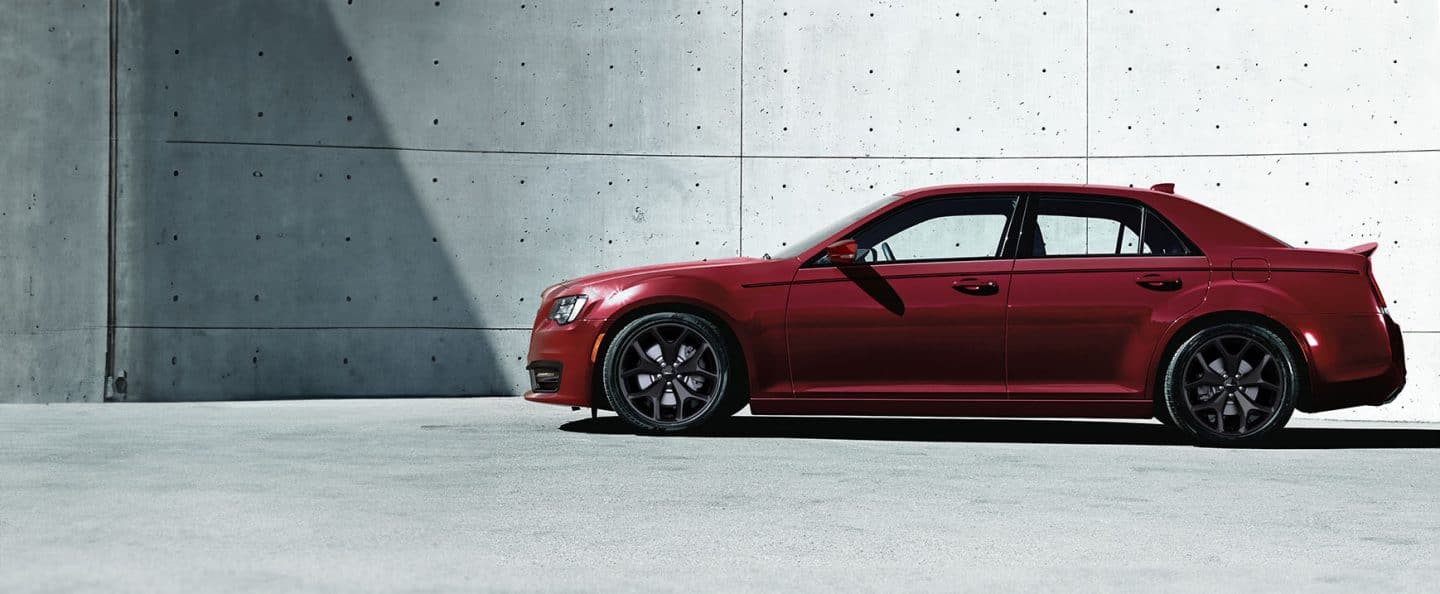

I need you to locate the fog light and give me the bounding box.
[528,363,562,392]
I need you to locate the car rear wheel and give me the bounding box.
[1162,323,1298,447]
[601,312,743,433]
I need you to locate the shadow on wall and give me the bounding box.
[115,1,505,400]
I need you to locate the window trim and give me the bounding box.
[803,193,1023,268]
[1015,193,1202,260]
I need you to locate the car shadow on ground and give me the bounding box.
[559,416,1440,449]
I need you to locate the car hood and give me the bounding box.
[542,257,767,299]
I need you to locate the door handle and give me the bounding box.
[953,278,1000,296]
[1135,273,1182,291]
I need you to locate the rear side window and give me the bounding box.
[1029,197,1143,257]
[1141,210,1191,256]
[1025,195,1193,258]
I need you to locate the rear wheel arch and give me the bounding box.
[1152,310,1312,413]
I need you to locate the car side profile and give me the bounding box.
[524,183,1406,445]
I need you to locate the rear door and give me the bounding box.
[1005,194,1209,400]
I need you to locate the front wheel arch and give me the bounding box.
[591,301,750,412]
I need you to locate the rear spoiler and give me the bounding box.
[1346,242,1378,258]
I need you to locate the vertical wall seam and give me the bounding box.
[1084,0,1091,184]
[103,0,119,401]
[737,0,745,256]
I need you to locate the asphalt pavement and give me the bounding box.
[2,398,1437,592]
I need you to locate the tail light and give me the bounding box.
[1364,262,1389,316]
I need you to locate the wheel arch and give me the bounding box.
[1151,310,1313,414]
[590,300,752,410]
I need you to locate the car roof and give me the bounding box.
[894,182,1167,201]
[885,182,1288,251]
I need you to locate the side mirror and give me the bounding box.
[824,239,859,265]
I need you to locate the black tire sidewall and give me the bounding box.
[601,312,734,433]
[1162,323,1299,446]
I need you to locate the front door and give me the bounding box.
[1005,194,1210,400]
[785,195,1020,399]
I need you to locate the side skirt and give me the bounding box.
[748,398,1154,419]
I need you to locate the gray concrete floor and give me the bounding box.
[2,399,1438,593]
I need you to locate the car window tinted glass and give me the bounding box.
[1141,210,1191,256]
[1030,197,1143,257]
[851,196,1017,263]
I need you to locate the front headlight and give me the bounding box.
[548,295,588,325]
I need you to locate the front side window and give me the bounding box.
[846,195,1018,264]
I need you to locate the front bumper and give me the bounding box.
[522,318,606,408]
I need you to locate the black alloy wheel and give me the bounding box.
[1162,323,1299,446]
[602,312,741,433]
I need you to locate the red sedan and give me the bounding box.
[525,183,1405,445]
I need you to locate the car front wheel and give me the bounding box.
[1161,323,1299,446]
[601,312,742,433]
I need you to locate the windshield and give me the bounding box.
[767,195,898,260]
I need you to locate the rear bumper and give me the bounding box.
[1297,313,1406,413]
[521,318,606,408]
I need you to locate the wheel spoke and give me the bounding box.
[1238,354,1272,386]
[1191,395,1223,413]
[1219,341,1243,375]
[1187,354,1225,387]
[673,379,707,403]
[676,343,711,374]
[629,342,662,373]
[631,378,664,400]
[654,329,680,363]
[1239,392,1273,413]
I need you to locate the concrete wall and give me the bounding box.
[8,1,1438,420]
[0,0,109,402]
[111,1,741,400]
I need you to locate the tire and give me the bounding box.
[1161,323,1299,447]
[601,312,744,433]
